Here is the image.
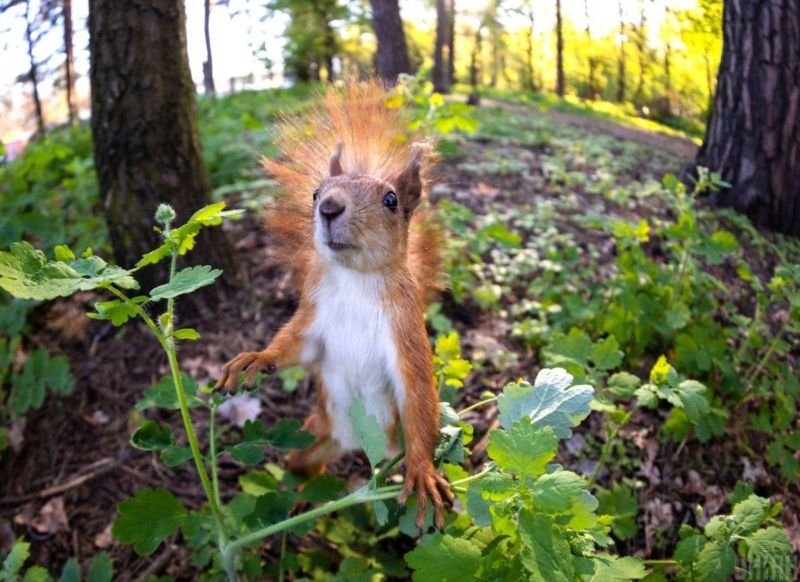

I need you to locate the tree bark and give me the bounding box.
[369,0,411,83]
[555,0,565,96]
[433,0,451,93]
[63,0,76,123]
[695,0,800,236]
[89,0,237,289]
[525,3,535,91]
[616,1,626,102]
[447,0,456,84]
[24,0,45,134]
[203,0,215,94]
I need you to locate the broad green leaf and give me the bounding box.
[130,420,173,451]
[58,557,80,582]
[487,421,558,477]
[730,495,769,536]
[228,419,314,465]
[606,372,641,399]
[519,512,574,582]
[531,470,588,513]
[149,265,222,301]
[348,399,387,469]
[674,380,710,423]
[590,336,623,371]
[258,418,315,451]
[498,368,593,437]
[244,492,293,530]
[227,442,264,465]
[22,566,49,582]
[0,241,138,300]
[112,487,188,555]
[238,471,278,496]
[693,541,735,582]
[86,298,144,327]
[373,500,389,526]
[575,554,646,581]
[135,374,203,410]
[54,245,75,261]
[405,533,481,582]
[542,329,592,374]
[87,551,113,582]
[300,475,347,503]
[674,534,705,565]
[173,328,201,340]
[160,445,194,467]
[597,485,638,541]
[744,527,792,576]
[466,480,491,527]
[1,539,30,580]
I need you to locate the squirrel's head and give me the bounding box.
[312,143,424,272]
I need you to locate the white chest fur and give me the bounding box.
[303,265,404,452]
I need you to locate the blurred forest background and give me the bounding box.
[2,0,800,579]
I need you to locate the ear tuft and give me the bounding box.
[330,141,344,176]
[394,144,425,212]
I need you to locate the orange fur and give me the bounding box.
[217,81,451,529]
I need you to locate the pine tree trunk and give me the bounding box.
[24,1,45,134]
[695,0,800,236]
[369,0,411,83]
[555,0,565,96]
[203,0,215,94]
[63,0,76,123]
[433,0,451,93]
[88,0,237,289]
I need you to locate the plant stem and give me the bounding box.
[458,396,498,417]
[643,559,678,566]
[588,418,627,489]
[209,401,222,510]
[373,453,404,483]
[222,485,403,556]
[278,531,288,582]
[450,467,492,487]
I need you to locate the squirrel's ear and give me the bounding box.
[330,142,344,177]
[394,145,424,211]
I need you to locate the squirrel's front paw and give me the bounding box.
[215,351,276,391]
[398,464,454,530]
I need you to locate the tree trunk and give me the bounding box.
[616,1,626,102]
[632,0,647,105]
[433,0,451,93]
[584,0,597,100]
[88,0,237,289]
[24,1,45,134]
[447,0,456,84]
[664,41,672,117]
[555,0,565,97]
[203,0,215,94]
[369,0,411,83]
[695,0,800,236]
[63,0,76,123]
[525,5,535,91]
[468,25,482,105]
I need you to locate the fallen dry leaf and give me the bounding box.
[217,395,262,428]
[473,181,500,197]
[94,522,113,548]
[15,497,69,535]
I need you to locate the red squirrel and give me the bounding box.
[215,82,453,528]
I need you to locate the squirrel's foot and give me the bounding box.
[398,463,454,530]
[215,351,276,391]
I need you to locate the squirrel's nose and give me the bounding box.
[319,197,345,221]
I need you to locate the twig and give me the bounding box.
[0,457,118,505]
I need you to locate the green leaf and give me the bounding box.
[597,485,638,541]
[348,399,387,469]
[542,329,592,375]
[1,539,30,580]
[130,420,173,452]
[730,495,769,536]
[53,245,75,262]
[744,527,792,576]
[606,372,641,399]
[228,419,314,465]
[466,481,491,527]
[228,443,264,465]
[575,554,646,581]
[674,534,705,565]
[497,368,594,437]
[238,471,278,496]
[173,328,201,340]
[405,533,481,582]
[590,336,623,371]
[244,492,293,530]
[22,566,49,582]
[518,512,574,581]
[87,551,113,582]
[487,420,558,477]
[373,500,389,526]
[693,541,735,582]
[58,557,80,582]
[674,380,710,424]
[300,475,347,503]
[160,445,194,467]
[135,374,203,410]
[531,470,589,513]
[87,299,140,327]
[0,241,138,300]
[149,265,222,301]
[112,487,188,555]
[258,418,315,451]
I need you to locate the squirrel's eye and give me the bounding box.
[383,191,398,211]
[313,189,320,202]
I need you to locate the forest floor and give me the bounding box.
[1,98,797,580]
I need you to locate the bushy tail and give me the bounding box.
[262,81,444,300]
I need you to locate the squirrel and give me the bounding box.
[215,81,453,528]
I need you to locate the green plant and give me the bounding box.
[0,539,113,581]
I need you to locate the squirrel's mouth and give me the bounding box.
[326,241,358,251]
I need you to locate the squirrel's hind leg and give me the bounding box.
[287,388,340,477]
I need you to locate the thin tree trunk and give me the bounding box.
[203,0,215,94]
[24,0,45,134]
[369,0,411,83]
[447,0,456,84]
[584,0,597,99]
[664,41,672,116]
[555,0,565,96]
[433,0,451,93]
[616,1,626,103]
[63,0,76,123]
[467,24,482,105]
[525,4,535,91]
[89,0,237,290]
[694,0,800,236]
[633,0,647,105]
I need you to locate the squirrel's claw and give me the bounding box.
[215,351,275,391]
[398,465,454,530]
